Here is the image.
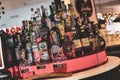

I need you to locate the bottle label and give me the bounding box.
[39,42,49,60]
[81,38,90,47]
[33,51,40,64]
[51,45,60,54]
[73,39,82,48]
[32,44,39,52]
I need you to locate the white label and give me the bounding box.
[81,38,90,47]
[51,45,60,53]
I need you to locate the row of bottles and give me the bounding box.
[1,0,105,67]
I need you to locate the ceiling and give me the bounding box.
[0,0,120,13]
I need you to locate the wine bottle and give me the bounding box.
[80,24,92,55]
[72,27,82,56]
[62,35,75,59]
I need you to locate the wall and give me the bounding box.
[0,1,52,29]
[0,0,72,29]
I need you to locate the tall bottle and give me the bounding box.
[62,35,75,59]
[31,39,40,65]
[54,10,65,40]
[38,38,50,63]
[40,5,51,48]
[54,0,62,11]
[92,24,106,50]
[72,23,82,56]
[50,25,66,62]
[79,24,92,54]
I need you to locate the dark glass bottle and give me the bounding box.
[32,39,40,65]
[93,24,106,50]
[64,13,72,32]
[62,35,75,59]
[50,26,61,45]
[54,0,62,11]
[79,24,92,55]
[72,27,83,56]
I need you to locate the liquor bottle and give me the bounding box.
[54,10,62,24]
[14,33,23,61]
[93,24,106,50]
[19,48,31,66]
[32,39,40,64]
[31,21,40,38]
[50,25,61,45]
[45,8,52,30]
[54,10,65,40]
[25,37,33,63]
[54,0,62,11]
[61,1,66,12]
[64,13,72,32]
[51,2,56,13]
[50,25,66,62]
[38,38,50,63]
[75,17,81,38]
[40,6,51,49]
[49,5,55,23]
[62,35,75,59]
[72,27,82,56]
[51,42,66,62]
[68,4,76,28]
[79,24,92,54]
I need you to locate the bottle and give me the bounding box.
[72,27,82,56]
[54,0,62,11]
[50,25,61,45]
[61,1,66,12]
[32,38,40,65]
[31,21,40,38]
[62,35,75,59]
[50,25,66,62]
[54,10,65,40]
[38,38,50,63]
[40,6,51,48]
[79,24,92,55]
[51,42,66,62]
[25,37,33,63]
[64,13,72,32]
[93,24,106,50]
